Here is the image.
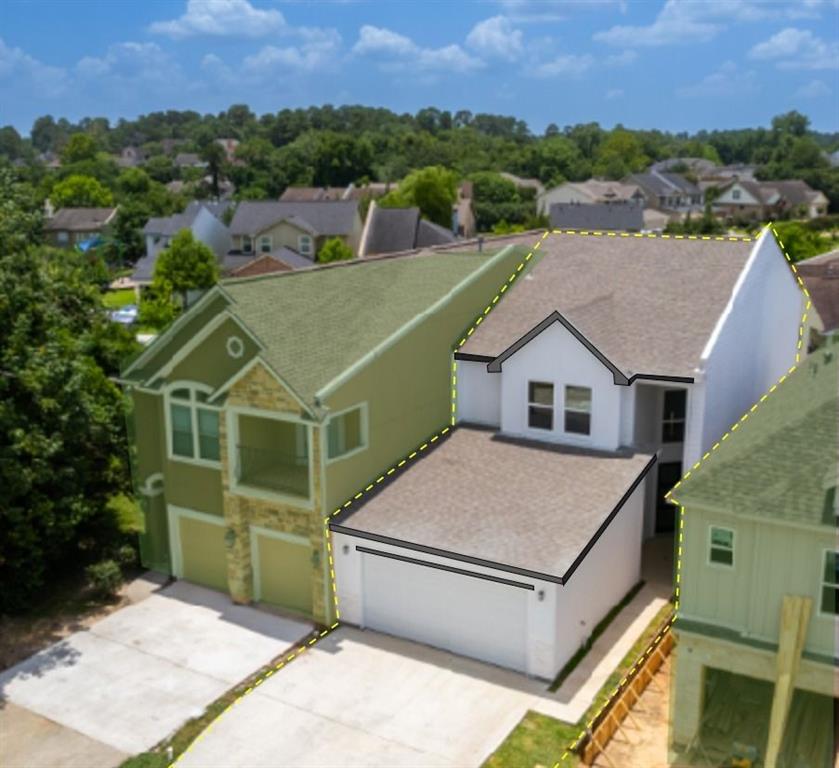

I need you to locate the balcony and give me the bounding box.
[233,413,311,502]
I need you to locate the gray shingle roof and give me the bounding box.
[45,207,116,231]
[230,201,358,238]
[549,203,644,232]
[363,205,455,256]
[416,218,456,247]
[332,427,653,580]
[142,201,231,236]
[798,249,839,332]
[458,232,755,378]
[628,172,700,198]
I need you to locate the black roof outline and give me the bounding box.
[328,430,657,587]
[455,310,695,386]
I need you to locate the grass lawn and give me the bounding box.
[483,599,675,768]
[102,288,136,309]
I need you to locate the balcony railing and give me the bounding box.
[236,444,309,499]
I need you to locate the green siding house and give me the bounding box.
[668,347,837,768]
[121,246,525,626]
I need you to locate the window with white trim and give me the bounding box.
[528,381,554,430]
[169,387,220,462]
[564,385,592,435]
[708,526,734,567]
[732,189,741,200]
[57,231,69,244]
[242,235,253,254]
[259,235,272,253]
[298,235,313,257]
[327,406,365,460]
[821,551,839,615]
[662,389,686,443]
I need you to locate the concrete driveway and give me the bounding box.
[178,626,578,768]
[0,579,312,768]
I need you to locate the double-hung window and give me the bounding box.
[662,389,686,443]
[708,526,734,567]
[564,385,592,435]
[527,382,554,430]
[169,387,221,463]
[242,235,253,254]
[298,235,313,258]
[327,405,366,460]
[259,235,272,253]
[820,551,839,616]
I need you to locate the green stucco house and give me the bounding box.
[121,245,524,626]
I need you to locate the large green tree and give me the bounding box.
[146,229,219,315]
[51,174,113,207]
[0,166,43,252]
[380,166,458,228]
[0,247,137,612]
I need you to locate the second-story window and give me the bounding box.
[299,235,313,257]
[732,189,741,200]
[662,389,686,443]
[564,385,592,435]
[708,525,734,567]
[259,235,272,253]
[242,235,253,254]
[527,381,554,430]
[327,405,366,460]
[169,387,220,463]
[821,551,839,616]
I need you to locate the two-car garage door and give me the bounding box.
[359,547,530,672]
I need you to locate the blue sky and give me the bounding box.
[1,0,837,136]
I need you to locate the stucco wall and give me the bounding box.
[699,232,803,454]
[499,320,623,452]
[552,478,645,672]
[456,359,501,426]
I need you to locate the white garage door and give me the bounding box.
[360,547,530,672]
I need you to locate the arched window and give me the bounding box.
[166,383,221,464]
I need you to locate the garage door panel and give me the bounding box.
[361,552,528,672]
[179,516,228,592]
[256,535,313,616]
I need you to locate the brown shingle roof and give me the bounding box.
[332,427,653,581]
[798,249,839,332]
[45,207,117,231]
[458,232,755,378]
[229,254,292,278]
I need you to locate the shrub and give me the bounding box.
[114,544,137,567]
[86,559,123,598]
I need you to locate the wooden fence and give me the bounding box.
[578,611,676,766]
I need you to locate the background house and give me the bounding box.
[228,200,363,263]
[668,347,837,768]
[798,249,839,351]
[713,179,828,220]
[625,170,703,213]
[358,201,456,257]
[549,201,644,232]
[43,206,117,248]
[132,201,232,293]
[537,179,645,216]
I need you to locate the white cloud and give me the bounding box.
[352,25,483,73]
[796,78,831,97]
[532,53,594,77]
[605,88,624,99]
[676,60,759,98]
[594,0,825,48]
[604,49,637,66]
[150,0,285,39]
[466,16,524,60]
[243,31,341,74]
[0,37,68,96]
[76,42,172,80]
[749,27,839,69]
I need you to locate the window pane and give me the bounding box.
[662,421,685,443]
[664,390,686,419]
[171,388,190,401]
[528,405,553,430]
[197,408,220,461]
[328,408,363,459]
[565,410,591,435]
[529,381,553,406]
[170,404,194,457]
[711,528,733,550]
[710,547,733,566]
[821,585,839,615]
[565,386,592,412]
[824,551,838,585]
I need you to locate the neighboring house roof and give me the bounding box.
[229,201,358,238]
[544,179,643,204]
[44,207,117,231]
[213,250,505,406]
[457,233,754,379]
[499,172,544,192]
[650,157,718,176]
[671,346,837,528]
[549,202,644,232]
[330,426,654,582]
[361,203,456,257]
[279,187,347,202]
[721,179,825,208]
[797,249,839,333]
[627,171,701,199]
[229,254,292,278]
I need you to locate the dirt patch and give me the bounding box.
[0,570,163,673]
[593,656,671,768]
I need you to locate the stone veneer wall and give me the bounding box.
[219,362,330,624]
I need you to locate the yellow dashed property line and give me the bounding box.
[556,223,807,764]
[550,228,754,242]
[167,623,341,768]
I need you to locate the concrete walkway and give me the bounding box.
[0,578,312,765]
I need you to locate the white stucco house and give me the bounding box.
[330,229,805,680]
